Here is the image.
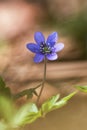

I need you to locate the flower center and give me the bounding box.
[40,43,52,54]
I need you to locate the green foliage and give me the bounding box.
[0,96,15,123]
[75,86,87,93]
[12,92,76,127]
[0,76,39,100]
[13,83,42,100]
[13,88,38,100]
[0,77,11,98]
[0,91,76,129]
[0,121,7,130]
[62,11,87,43]
[58,10,87,59]
[12,103,41,127]
[41,91,77,116]
[41,94,60,115]
[0,76,77,129]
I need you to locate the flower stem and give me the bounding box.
[34,83,42,90]
[37,57,47,105]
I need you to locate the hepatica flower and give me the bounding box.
[26,32,64,63]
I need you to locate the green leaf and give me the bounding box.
[41,94,60,115]
[53,91,77,110]
[41,92,77,116]
[0,77,11,98]
[0,121,7,130]
[13,103,41,127]
[0,77,5,88]
[75,86,87,92]
[0,96,15,122]
[13,83,41,100]
[13,88,38,100]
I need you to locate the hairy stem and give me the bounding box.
[37,57,47,105]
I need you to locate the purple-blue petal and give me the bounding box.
[34,54,44,63]
[26,43,40,53]
[46,53,58,61]
[46,32,58,47]
[54,43,64,52]
[34,32,45,45]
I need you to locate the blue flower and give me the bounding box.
[26,32,64,63]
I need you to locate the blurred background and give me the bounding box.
[0,0,87,130]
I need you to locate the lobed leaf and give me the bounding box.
[41,92,77,116]
[13,88,38,100]
[75,86,87,92]
[41,94,60,115]
[13,103,41,127]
